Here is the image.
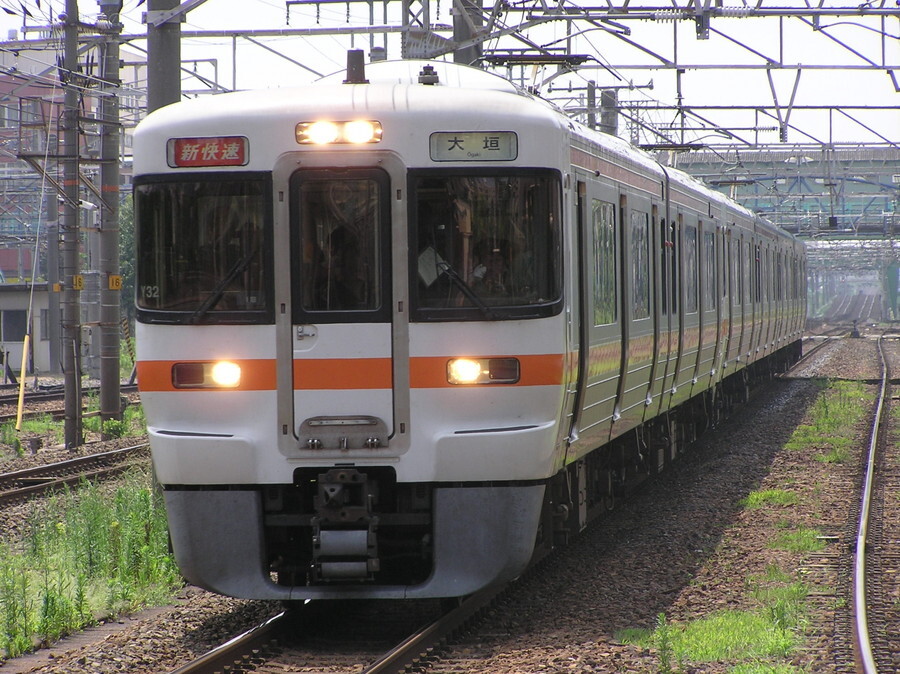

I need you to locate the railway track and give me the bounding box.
[0,443,150,506]
[167,586,503,674]
[0,383,138,409]
[853,335,898,673]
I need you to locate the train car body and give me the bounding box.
[134,59,806,600]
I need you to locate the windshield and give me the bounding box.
[411,171,561,320]
[290,168,391,323]
[135,174,272,323]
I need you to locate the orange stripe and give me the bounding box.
[137,354,565,392]
[136,359,276,392]
[409,354,565,388]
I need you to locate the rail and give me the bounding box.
[0,443,149,505]
[853,335,886,674]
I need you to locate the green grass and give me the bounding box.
[768,527,826,554]
[3,414,64,448]
[783,379,869,463]
[741,489,798,509]
[82,404,146,439]
[618,608,801,672]
[2,402,146,453]
[0,469,181,658]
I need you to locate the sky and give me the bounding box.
[0,0,897,147]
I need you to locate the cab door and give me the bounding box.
[288,168,395,452]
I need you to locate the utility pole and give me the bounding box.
[452,1,483,66]
[61,0,82,450]
[98,0,123,430]
[147,0,182,112]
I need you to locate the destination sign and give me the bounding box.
[429,131,518,162]
[167,136,249,168]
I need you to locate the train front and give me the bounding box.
[134,59,573,600]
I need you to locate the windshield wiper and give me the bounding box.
[189,248,256,323]
[437,261,495,319]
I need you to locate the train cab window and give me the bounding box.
[135,173,272,324]
[290,169,390,321]
[410,170,562,321]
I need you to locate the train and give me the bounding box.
[133,54,806,601]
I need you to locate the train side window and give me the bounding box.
[684,225,698,313]
[745,242,753,304]
[733,238,742,306]
[631,211,650,320]
[659,218,668,315]
[755,244,762,303]
[592,200,616,325]
[702,229,716,310]
[670,221,678,314]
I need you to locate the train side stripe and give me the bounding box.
[136,354,566,391]
[409,354,565,388]
[136,359,277,392]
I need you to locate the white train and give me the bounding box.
[134,55,806,600]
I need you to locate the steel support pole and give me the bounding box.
[147,0,182,113]
[61,0,82,450]
[98,1,122,429]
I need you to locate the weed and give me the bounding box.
[741,490,798,509]
[655,613,676,674]
[768,528,826,553]
[1,469,180,658]
[783,380,867,461]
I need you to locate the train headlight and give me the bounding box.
[447,358,520,385]
[210,361,242,387]
[172,361,242,389]
[343,120,380,143]
[296,120,382,144]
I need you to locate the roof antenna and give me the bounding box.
[418,64,439,85]
[343,49,369,84]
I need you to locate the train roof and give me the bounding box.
[133,58,800,247]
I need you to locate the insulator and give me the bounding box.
[720,7,753,18]
[652,9,687,22]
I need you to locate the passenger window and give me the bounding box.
[702,230,716,310]
[631,211,650,320]
[592,200,616,325]
[684,225,698,313]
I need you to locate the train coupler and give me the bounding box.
[310,468,380,582]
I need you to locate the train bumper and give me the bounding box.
[164,483,545,599]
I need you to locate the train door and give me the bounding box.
[714,223,729,382]
[612,194,654,437]
[573,181,621,448]
[762,244,773,355]
[650,212,678,418]
[727,230,744,366]
[288,167,396,452]
[674,214,699,406]
[750,239,761,362]
[665,216,681,408]
[693,220,718,388]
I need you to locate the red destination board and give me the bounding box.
[167,136,249,167]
